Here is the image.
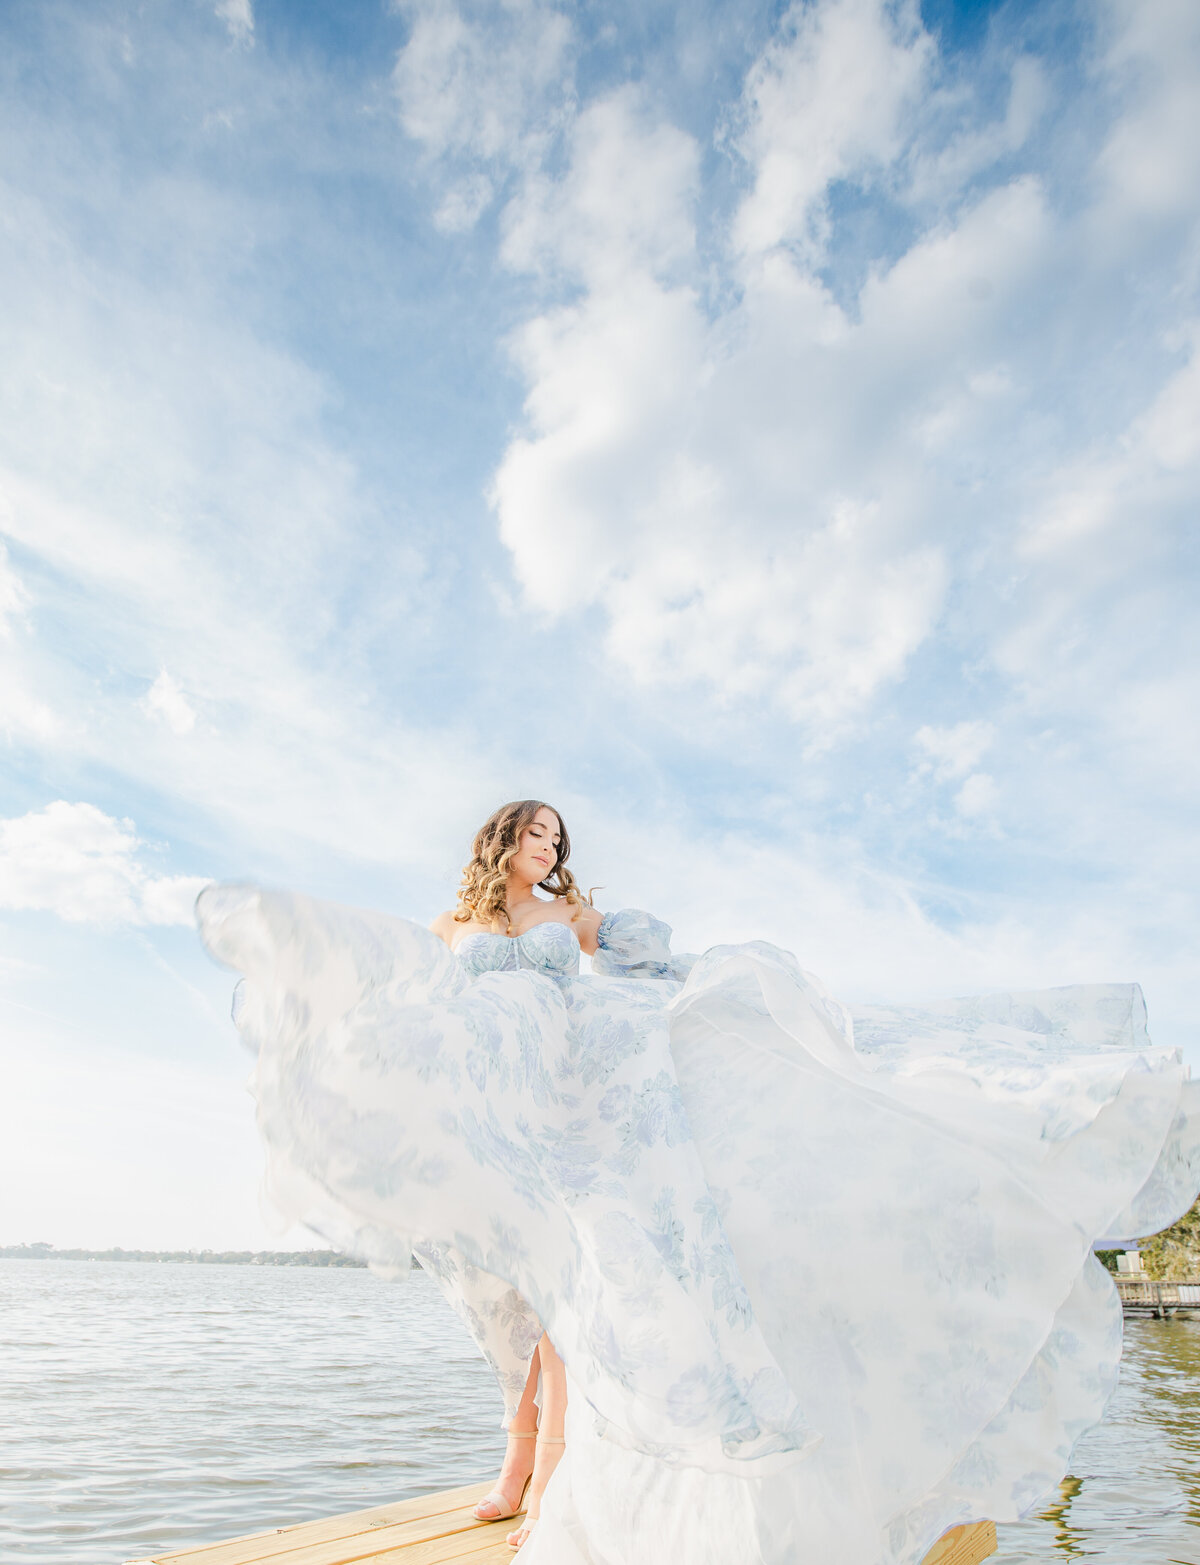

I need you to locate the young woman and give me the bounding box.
[197,800,1200,1565]
[428,801,602,1547]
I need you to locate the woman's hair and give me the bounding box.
[454,799,589,931]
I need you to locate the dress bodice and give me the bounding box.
[453,907,695,983]
[455,919,581,980]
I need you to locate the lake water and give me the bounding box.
[1,1259,1197,1564]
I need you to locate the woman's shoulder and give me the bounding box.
[429,908,475,946]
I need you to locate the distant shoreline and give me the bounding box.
[1,1242,369,1268]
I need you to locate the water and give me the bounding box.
[0,1260,507,1563]
[992,1315,1200,1565]
[1,1261,1197,1565]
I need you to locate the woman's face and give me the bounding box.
[509,807,562,887]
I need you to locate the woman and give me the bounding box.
[428,801,602,1547]
[197,799,1200,1565]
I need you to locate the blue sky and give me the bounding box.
[1,0,1197,1248]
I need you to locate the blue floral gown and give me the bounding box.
[196,888,1200,1565]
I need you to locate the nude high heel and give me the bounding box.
[507,1434,565,1550]
[474,1429,536,1522]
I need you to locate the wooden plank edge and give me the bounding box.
[131,1484,499,1565]
[156,1502,521,1565]
[920,1519,997,1565]
[310,1519,519,1565]
[128,1499,997,1565]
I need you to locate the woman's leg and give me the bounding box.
[506,1333,566,1548]
[473,1345,540,1520]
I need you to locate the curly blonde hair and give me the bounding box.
[454,799,589,932]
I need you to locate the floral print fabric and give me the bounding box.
[197,887,1200,1565]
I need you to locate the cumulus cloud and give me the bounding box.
[480,0,1200,767]
[141,669,197,736]
[489,31,988,729]
[0,802,209,926]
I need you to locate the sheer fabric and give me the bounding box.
[197,887,1200,1565]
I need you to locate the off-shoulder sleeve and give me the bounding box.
[592,908,697,983]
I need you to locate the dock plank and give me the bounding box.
[131,1484,500,1565]
[127,1489,997,1565]
[290,1523,517,1565]
[923,1521,997,1565]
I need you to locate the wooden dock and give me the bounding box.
[125,1480,997,1565]
[1116,1277,1200,1318]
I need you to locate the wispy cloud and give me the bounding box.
[141,670,197,736]
[214,0,254,47]
[913,722,995,782]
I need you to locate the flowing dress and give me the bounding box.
[196,887,1200,1565]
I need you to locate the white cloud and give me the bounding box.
[905,54,1048,207]
[0,802,209,926]
[0,542,27,633]
[0,83,483,887]
[913,721,995,781]
[733,0,933,259]
[1093,0,1200,226]
[141,669,197,736]
[1019,328,1200,561]
[0,680,58,742]
[577,807,1190,1045]
[492,75,1060,729]
[482,0,1199,765]
[0,543,57,740]
[393,0,574,229]
[434,172,495,234]
[954,771,998,819]
[214,0,254,46]
[500,88,698,283]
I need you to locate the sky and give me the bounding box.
[1,0,1198,1250]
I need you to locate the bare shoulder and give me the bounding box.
[429,909,459,946]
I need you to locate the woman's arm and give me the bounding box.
[571,902,603,956]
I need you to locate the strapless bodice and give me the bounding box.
[454,919,581,979]
[452,908,693,983]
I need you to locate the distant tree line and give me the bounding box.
[11,1198,1198,1279]
[0,1241,368,1267]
